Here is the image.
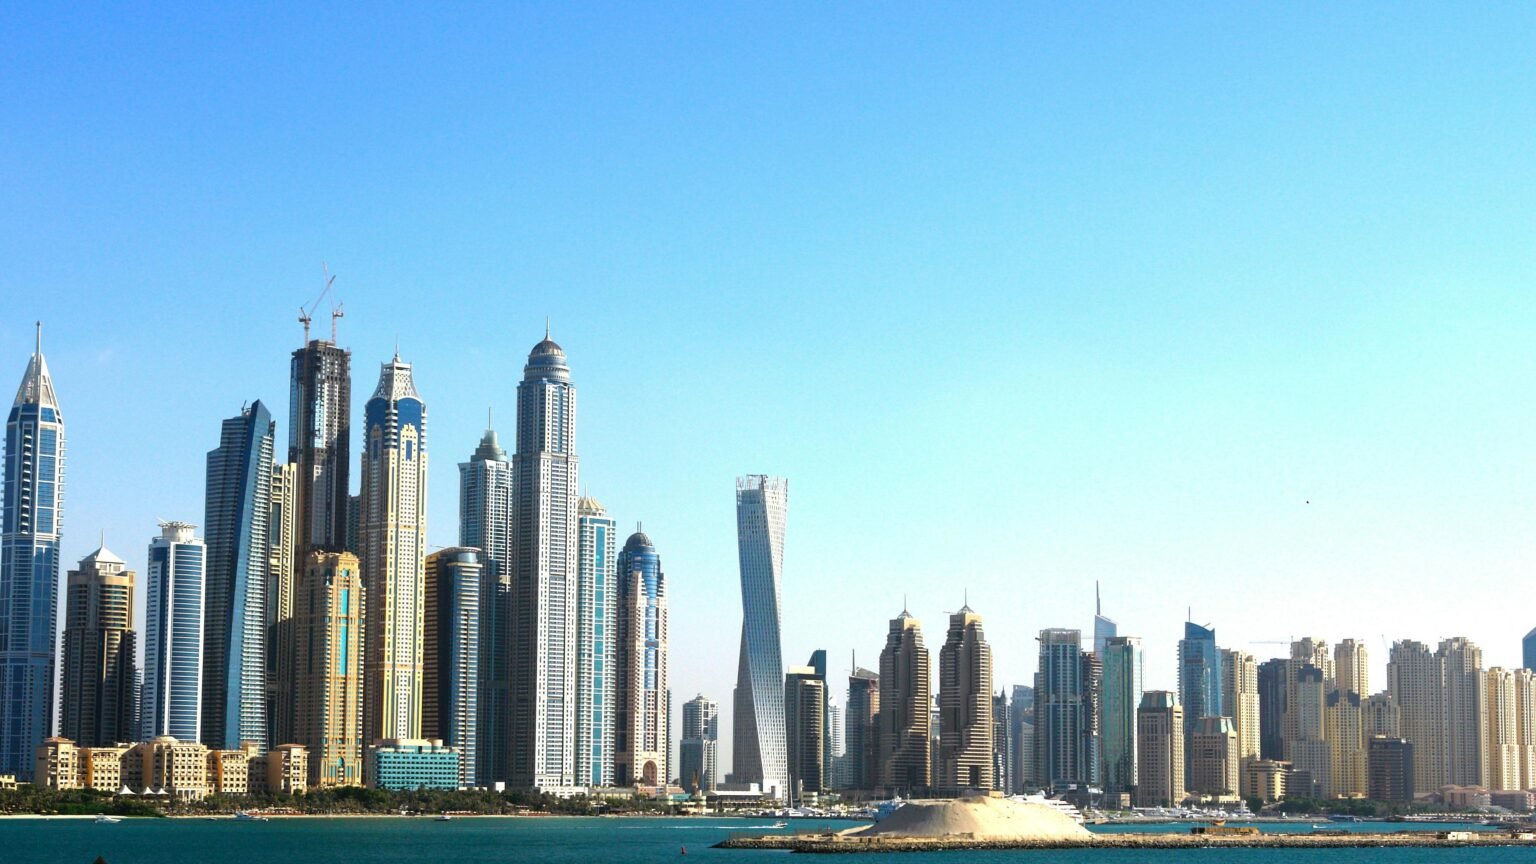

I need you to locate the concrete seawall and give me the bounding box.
[717,831,1536,853]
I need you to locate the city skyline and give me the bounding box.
[7,5,1536,783]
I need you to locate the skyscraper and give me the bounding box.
[293,550,362,787]
[424,548,480,788]
[1188,716,1239,797]
[845,666,879,790]
[511,333,580,790]
[460,421,513,785]
[1388,639,1446,794]
[1036,628,1087,790]
[360,355,429,763]
[142,522,206,742]
[1092,582,1117,656]
[938,604,993,790]
[574,497,616,788]
[202,400,274,750]
[1438,637,1487,788]
[679,694,718,794]
[1257,658,1286,760]
[785,665,826,805]
[59,544,137,747]
[1,325,63,780]
[733,475,788,799]
[1288,665,1329,797]
[1009,685,1035,792]
[1221,648,1261,790]
[1135,691,1184,807]
[1325,689,1366,797]
[1335,639,1369,698]
[991,691,1009,792]
[288,337,351,559]
[878,608,931,791]
[615,528,668,788]
[1100,636,1142,796]
[1177,621,1222,732]
[1524,629,1536,673]
[266,461,298,748]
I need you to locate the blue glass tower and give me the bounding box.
[424,547,480,788]
[1524,628,1536,672]
[460,421,513,785]
[1035,628,1087,789]
[143,522,207,742]
[1178,620,1223,733]
[0,325,63,779]
[575,497,616,787]
[203,400,274,749]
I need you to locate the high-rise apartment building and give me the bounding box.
[1257,658,1286,761]
[143,522,206,742]
[1513,669,1536,790]
[59,544,137,747]
[1,326,64,780]
[1286,664,1329,797]
[1363,692,1401,738]
[1188,716,1239,798]
[1366,736,1414,803]
[1135,691,1184,807]
[1485,667,1522,791]
[1326,689,1366,797]
[615,529,668,787]
[574,497,616,788]
[511,334,580,790]
[424,548,480,788]
[785,665,826,805]
[1036,629,1088,790]
[679,694,718,794]
[1388,640,1445,794]
[1335,639,1369,698]
[1080,650,1102,788]
[878,609,930,791]
[845,666,879,790]
[1177,621,1222,733]
[288,337,351,559]
[460,422,513,785]
[1221,649,1260,787]
[293,551,362,787]
[266,461,298,748]
[991,691,1009,792]
[360,356,429,761]
[1438,637,1487,788]
[937,604,992,790]
[1100,636,1142,796]
[733,475,788,799]
[202,400,274,750]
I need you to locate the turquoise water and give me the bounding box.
[3,816,1532,864]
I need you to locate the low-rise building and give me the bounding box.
[367,739,459,790]
[208,747,252,795]
[1441,785,1491,810]
[264,744,309,794]
[83,745,132,792]
[1242,759,1290,803]
[1491,790,1535,812]
[35,738,80,790]
[33,737,308,800]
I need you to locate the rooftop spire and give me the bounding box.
[35,320,41,355]
[13,322,59,409]
[545,316,551,340]
[1096,580,1102,616]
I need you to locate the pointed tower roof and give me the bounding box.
[81,542,125,568]
[14,321,59,409]
[577,494,606,516]
[371,354,420,402]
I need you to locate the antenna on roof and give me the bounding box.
[1096,580,1101,616]
[35,321,41,355]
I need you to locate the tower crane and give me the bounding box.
[298,263,340,343]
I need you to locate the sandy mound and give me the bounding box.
[848,796,1092,842]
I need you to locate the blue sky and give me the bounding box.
[5,3,1536,765]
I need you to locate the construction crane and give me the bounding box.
[298,263,341,344]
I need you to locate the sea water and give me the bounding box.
[4,816,1532,864]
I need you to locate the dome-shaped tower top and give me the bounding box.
[524,321,570,382]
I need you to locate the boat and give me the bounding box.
[770,821,788,828]
[234,811,270,822]
[435,814,454,822]
[1011,793,1086,825]
[872,796,905,822]
[94,814,123,824]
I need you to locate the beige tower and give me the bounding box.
[267,461,298,749]
[1220,649,1260,764]
[293,551,363,786]
[1438,638,1487,788]
[1287,665,1330,797]
[1284,637,1331,748]
[1388,640,1445,793]
[1363,692,1401,738]
[1334,639,1369,698]
[878,608,931,791]
[938,604,993,790]
[1189,716,1239,798]
[1513,668,1536,789]
[1135,691,1184,807]
[59,545,138,747]
[1325,690,1366,797]
[1486,668,1521,791]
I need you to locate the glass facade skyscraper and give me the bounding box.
[1178,621,1223,732]
[1036,628,1088,790]
[360,355,428,757]
[289,339,351,557]
[1099,635,1142,795]
[143,522,206,742]
[460,423,513,785]
[424,547,480,788]
[733,475,788,800]
[202,400,274,749]
[575,497,616,787]
[1,326,63,779]
[679,694,718,793]
[511,333,580,790]
[615,528,667,787]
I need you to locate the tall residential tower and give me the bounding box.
[733,475,788,799]
[59,544,138,747]
[574,497,616,787]
[615,528,667,787]
[460,422,514,785]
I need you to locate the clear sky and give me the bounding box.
[5,4,1535,771]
